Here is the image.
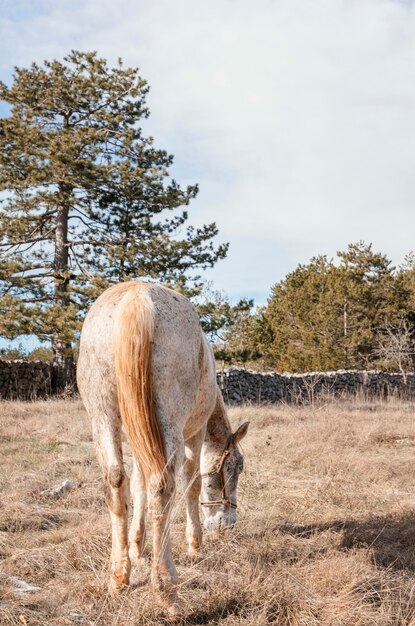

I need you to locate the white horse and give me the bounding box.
[77,281,248,613]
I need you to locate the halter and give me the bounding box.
[199,434,238,509]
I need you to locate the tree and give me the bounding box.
[375,319,415,382]
[336,242,399,367]
[378,253,415,377]
[0,51,228,385]
[261,255,346,371]
[0,344,26,360]
[196,282,257,365]
[257,243,404,372]
[398,253,415,316]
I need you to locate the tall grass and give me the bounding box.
[1,397,415,624]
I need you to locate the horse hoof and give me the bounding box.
[166,601,182,619]
[186,534,202,557]
[108,573,129,596]
[187,545,202,557]
[129,544,144,565]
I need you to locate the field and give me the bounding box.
[2,398,415,625]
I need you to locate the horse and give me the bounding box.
[77,281,249,613]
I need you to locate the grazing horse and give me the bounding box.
[77,281,249,613]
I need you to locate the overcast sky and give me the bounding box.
[1,0,415,307]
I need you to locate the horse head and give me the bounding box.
[200,421,249,532]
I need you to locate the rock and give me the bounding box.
[40,479,78,499]
[9,577,41,593]
[216,368,415,405]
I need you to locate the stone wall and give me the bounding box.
[1,359,415,403]
[0,360,53,400]
[217,368,415,405]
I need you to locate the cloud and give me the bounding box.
[1,0,415,303]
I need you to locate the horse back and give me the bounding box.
[77,281,217,436]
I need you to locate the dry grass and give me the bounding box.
[2,397,415,624]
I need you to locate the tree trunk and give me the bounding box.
[343,300,349,369]
[52,184,75,391]
[52,338,75,391]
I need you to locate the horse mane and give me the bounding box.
[112,283,167,486]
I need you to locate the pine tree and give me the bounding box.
[261,256,346,371]
[336,242,398,366]
[0,51,228,385]
[381,253,415,374]
[196,283,256,365]
[258,243,402,372]
[398,253,415,314]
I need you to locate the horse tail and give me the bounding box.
[112,284,167,487]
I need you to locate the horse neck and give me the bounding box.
[202,391,231,468]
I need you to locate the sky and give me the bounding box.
[1,0,415,312]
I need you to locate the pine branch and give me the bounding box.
[0,51,225,352]
[71,86,137,126]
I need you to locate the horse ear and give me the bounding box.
[233,421,249,443]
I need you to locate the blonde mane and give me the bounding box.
[112,284,167,486]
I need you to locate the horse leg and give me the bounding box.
[129,460,147,564]
[92,416,131,594]
[149,440,184,614]
[183,427,205,555]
